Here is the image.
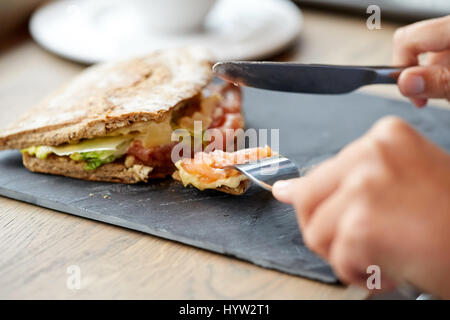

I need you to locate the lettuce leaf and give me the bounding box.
[21,146,53,160]
[22,137,131,171]
[70,151,120,170]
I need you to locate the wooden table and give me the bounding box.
[0,7,445,300]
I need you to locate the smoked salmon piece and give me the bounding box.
[174,146,272,194]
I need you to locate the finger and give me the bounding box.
[272,157,339,205]
[273,155,351,227]
[302,158,390,261]
[273,172,342,233]
[393,16,450,66]
[331,237,398,291]
[425,51,450,66]
[398,65,450,100]
[272,178,300,204]
[273,138,371,228]
[302,185,352,260]
[328,207,397,291]
[411,97,428,108]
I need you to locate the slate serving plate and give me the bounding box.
[1,88,449,283]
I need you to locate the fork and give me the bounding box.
[232,155,303,191]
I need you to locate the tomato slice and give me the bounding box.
[218,84,242,113]
[207,83,244,150]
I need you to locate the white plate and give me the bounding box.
[29,0,302,64]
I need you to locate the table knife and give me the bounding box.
[213,61,404,94]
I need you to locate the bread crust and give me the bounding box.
[22,153,153,183]
[216,180,250,195]
[0,47,213,150]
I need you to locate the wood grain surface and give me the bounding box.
[0,7,444,299]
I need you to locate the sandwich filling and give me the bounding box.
[21,83,243,178]
[174,146,272,191]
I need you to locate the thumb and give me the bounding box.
[398,65,450,103]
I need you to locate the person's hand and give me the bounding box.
[272,116,450,298]
[394,15,450,107]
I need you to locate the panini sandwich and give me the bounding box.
[0,47,244,183]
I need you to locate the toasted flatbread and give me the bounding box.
[22,153,152,183]
[0,47,213,150]
[216,180,250,195]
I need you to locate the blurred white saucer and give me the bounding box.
[29,0,302,64]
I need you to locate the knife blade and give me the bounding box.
[213,62,403,94]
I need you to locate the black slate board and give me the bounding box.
[1,89,450,284]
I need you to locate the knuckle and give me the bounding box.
[427,15,450,33]
[302,227,323,252]
[345,170,379,193]
[293,200,308,222]
[371,116,417,145]
[340,208,375,247]
[345,139,400,193]
[333,211,375,272]
[330,251,354,284]
[329,243,365,285]
[437,67,450,99]
[329,206,379,284]
[344,163,396,207]
[344,154,395,193]
[363,136,386,158]
[372,116,409,137]
[393,27,408,45]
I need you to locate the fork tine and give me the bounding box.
[233,156,301,191]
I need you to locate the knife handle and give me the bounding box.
[371,67,405,84]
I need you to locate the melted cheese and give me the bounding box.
[175,161,247,190]
[108,94,220,148]
[108,113,174,148]
[47,136,132,156]
[175,94,220,133]
[136,117,174,148]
